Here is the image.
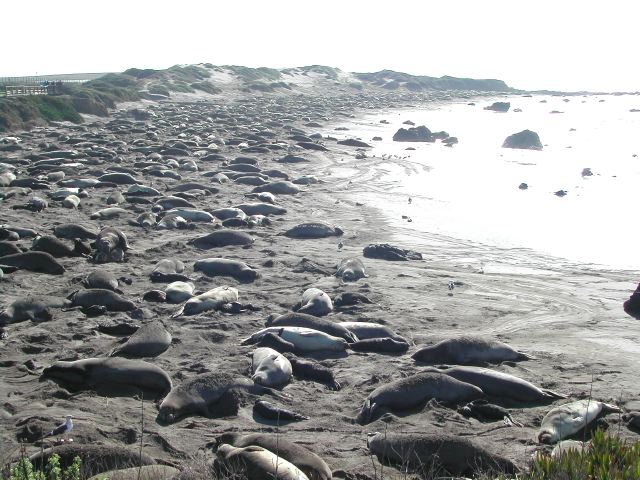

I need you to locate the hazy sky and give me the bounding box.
[2,0,638,92]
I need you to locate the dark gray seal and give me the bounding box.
[32,235,85,258]
[216,432,331,480]
[349,338,409,353]
[363,243,423,261]
[282,353,340,390]
[357,371,484,424]
[412,336,533,364]
[253,400,309,422]
[368,432,518,476]
[252,181,300,195]
[53,223,98,240]
[110,321,171,358]
[42,357,172,398]
[430,366,566,402]
[266,312,358,343]
[68,289,136,311]
[83,269,121,292]
[284,223,343,239]
[193,257,258,282]
[0,296,71,325]
[0,251,65,274]
[188,230,254,249]
[234,202,287,216]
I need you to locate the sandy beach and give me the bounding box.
[1,88,639,479]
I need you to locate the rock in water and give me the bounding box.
[392,125,434,142]
[623,283,640,319]
[502,129,543,150]
[485,101,511,112]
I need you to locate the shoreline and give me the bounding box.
[1,91,639,477]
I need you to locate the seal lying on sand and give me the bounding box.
[150,259,189,283]
[295,288,333,316]
[357,372,484,424]
[284,223,343,239]
[83,270,122,292]
[93,227,131,263]
[538,400,622,444]
[157,372,282,423]
[216,432,332,480]
[0,296,70,325]
[367,432,518,476]
[363,243,423,261]
[188,230,254,249]
[283,353,341,390]
[336,258,367,281]
[110,321,172,358]
[412,336,533,364]
[173,286,238,316]
[216,444,309,480]
[266,312,357,343]
[42,357,172,398]
[193,258,259,282]
[251,347,292,387]
[0,251,65,274]
[253,400,308,422]
[244,326,349,352]
[68,289,136,312]
[430,366,566,402]
[338,321,405,342]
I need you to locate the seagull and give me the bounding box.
[44,415,74,443]
[448,281,455,295]
[338,241,344,250]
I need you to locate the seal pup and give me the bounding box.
[164,281,195,303]
[150,259,189,283]
[174,286,238,316]
[336,258,367,282]
[243,326,349,353]
[67,289,136,312]
[295,288,333,316]
[193,258,259,282]
[266,312,357,343]
[250,347,292,387]
[284,223,343,239]
[90,207,128,220]
[157,371,282,423]
[234,202,286,216]
[110,321,172,358]
[412,336,533,364]
[188,230,254,249]
[216,432,331,480]
[83,270,122,292]
[367,432,518,476]
[42,357,172,398]
[431,366,566,403]
[93,227,131,263]
[253,400,308,422]
[0,251,65,274]
[283,353,341,390]
[216,444,309,480]
[53,223,98,240]
[338,321,405,342]
[0,296,71,325]
[357,371,484,424]
[538,400,622,444]
[252,180,300,195]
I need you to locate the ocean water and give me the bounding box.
[327,94,640,270]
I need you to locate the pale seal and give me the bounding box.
[193,257,258,282]
[150,259,189,283]
[174,285,238,316]
[188,229,254,249]
[296,288,333,316]
[0,296,70,325]
[0,251,65,274]
[251,347,292,387]
[253,400,309,422]
[68,289,136,312]
[216,444,309,480]
[538,400,622,444]
[242,326,348,352]
[357,371,484,424]
[164,281,195,303]
[234,202,287,216]
[266,312,357,343]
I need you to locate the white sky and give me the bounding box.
[2,0,638,92]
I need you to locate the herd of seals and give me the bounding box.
[1,90,639,480]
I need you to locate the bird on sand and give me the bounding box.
[44,415,74,442]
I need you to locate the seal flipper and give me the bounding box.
[541,389,568,400]
[516,351,535,360]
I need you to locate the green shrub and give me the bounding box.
[190,82,221,94]
[526,430,640,480]
[9,454,81,480]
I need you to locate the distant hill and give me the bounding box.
[1,64,514,131]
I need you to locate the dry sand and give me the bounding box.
[1,91,639,479]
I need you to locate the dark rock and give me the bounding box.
[502,130,543,150]
[518,183,528,190]
[554,190,567,197]
[392,126,434,142]
[581,168,593,177]
[338,139,371,148]
[363,244,422,261]
[485,101,510,112]
[623,283,640,320]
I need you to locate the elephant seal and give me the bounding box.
[623,283,640,319]
[251,347,292,387]
[283,353,341,390]
[83,269,121,292]
[193,257,259,282]
[336,258,367,281]
[412,336,533,364]
[432,366,566,403]
[216,432,331,480]
[30,444,156,479]
[253,400,309,422]
[210,207,247,221]
[42,357,172,398]
[367,432,518,476]
[188,229,254,249]
[87,465,178,480]
[0,241,22,256]
[458,399,522,426]
[551,440,586,458]
[90,207,128,220]
[256,332,297,353]
[338,321,405,342]
[142,290,166,302]
[234,202,287,216]
[252,181,300,195]
[216,444,309,480]
[243,326,348,353]
[32,235,85,258]
[163,208,215,223]
[175,285,239,316]
[357,371,484,424]
[333,292,372,308]
[99,173,140,185]
[53,223,98,240]
[62,195,81,209]
[284,223,343,239]
[0,251,65,274]
[68,289,136,312]
[363,243,423,261]
[266,312,357,343]
[110,321,171,358]
[94,227,131,263]
[538,400,622,444]
[0,296,70,325]
[157,372,280,423]
[165,281,195,303]
[349,338,409,353]
[296,288,333,316]
[150,259,189,283]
